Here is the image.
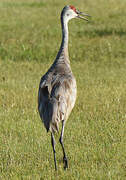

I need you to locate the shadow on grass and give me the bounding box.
[78,28,126,38]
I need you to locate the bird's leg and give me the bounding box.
[51,133,57,170]
[59,120,68,170]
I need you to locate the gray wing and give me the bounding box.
[38,74,72,133]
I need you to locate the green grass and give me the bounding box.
[0,0,126,179]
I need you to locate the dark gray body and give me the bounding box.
[38,51,77,133]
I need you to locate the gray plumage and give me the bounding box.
[38,5,90,170]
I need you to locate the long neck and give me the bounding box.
[61,17,69,50]
[55,16,70,63]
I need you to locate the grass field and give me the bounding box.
[0,0,126,179]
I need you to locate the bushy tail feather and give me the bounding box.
[44,96,59,133]
[50,97,60,133]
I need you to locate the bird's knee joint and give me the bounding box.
[59,137,63,144]
[59,137,62,143]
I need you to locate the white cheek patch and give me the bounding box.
[65,9,77,22]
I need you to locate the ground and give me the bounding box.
[0,0,126,179]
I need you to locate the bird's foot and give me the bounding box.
[55,165,57,171]
[63,156,68,170]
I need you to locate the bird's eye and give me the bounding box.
[67,13,69,16]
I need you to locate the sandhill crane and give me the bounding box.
[38,5,90,170]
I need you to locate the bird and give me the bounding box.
[38,5,90,170]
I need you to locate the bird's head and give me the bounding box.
[61,5,90,23]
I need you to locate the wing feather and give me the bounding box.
[38,73,75,133]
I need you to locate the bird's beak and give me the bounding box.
[76,10,91,21]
